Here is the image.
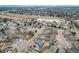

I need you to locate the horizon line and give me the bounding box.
[0,5,79,8]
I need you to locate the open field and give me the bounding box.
[0,12,57,20]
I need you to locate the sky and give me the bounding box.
[0,0,79,5]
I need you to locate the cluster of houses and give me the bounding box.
[0,17,79,53]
